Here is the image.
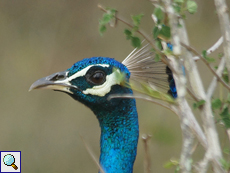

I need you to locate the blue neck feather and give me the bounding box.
[90,86,139,173]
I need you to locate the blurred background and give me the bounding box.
[0,0,229,172]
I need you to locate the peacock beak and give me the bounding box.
[29,70,79,94]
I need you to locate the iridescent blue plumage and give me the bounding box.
[166,43,177,98]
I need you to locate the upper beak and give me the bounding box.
[29,70,79,93]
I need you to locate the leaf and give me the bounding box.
[98,8,117,35]
[202,50,215,63]
[220,158,230,170]
[131,36,141,48]
[132,13,144,27]
[102,13,113,23]
[187,0,197,14]
[99,24,106,35]
[155,39,163,50]
[164,161,175,169]
[153,26,160,39]
[155,54,161,62]
[220,107,230,129]
[124,29,132,40]
[173,4,181,13]
[193,100,205,109]
[211,98,222,110]
[222,68,229,83]
[159,25,171,39]
[153,7,164,22]
[175,165,180,173]
[174,0,184,3]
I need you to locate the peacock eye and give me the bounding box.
[88,71,106,85]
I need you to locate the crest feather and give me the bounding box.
[122,44,170,92]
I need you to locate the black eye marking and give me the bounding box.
[86,70,106,85]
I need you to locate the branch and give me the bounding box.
[207,56,226,99]
[162,1,196,172]
[181,42,230,91]
[194,150,211,173]
[142,134,152,173]
[178,21,225,173]
[97,4,165,60]
[214,0,230,83]
[193,37,223,61]
[108,93,179,115]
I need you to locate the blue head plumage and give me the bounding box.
[30,57,139,172]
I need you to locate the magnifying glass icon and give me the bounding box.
[3,154,18,170]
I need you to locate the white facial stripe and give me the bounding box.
[54,64,109,85]
[83,69,121,97]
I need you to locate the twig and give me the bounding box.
[187,88,199,102]
[108,93,179,115]
[214,0,230,83]
[97,4,172,67]
[207,56,226,99]
[142,134,152,173]
[79,134,105,173]
[193,37,223,61]
[194,150,211,173]
[181,42,230,92]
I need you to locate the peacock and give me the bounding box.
[30,44,176,173]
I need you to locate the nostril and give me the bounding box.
[50,74,65,81]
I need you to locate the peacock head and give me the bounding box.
[29,57,132,110]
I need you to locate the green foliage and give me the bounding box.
[187,1,198,14]
[132,13,144,27]
[223,148,230,155]
[202,50,215,63]
[155,54,161,62]
[131,37,141,48]
[153,7,164,23]
[164,159,179,168]
[220,158,230,171]
[173,0,197,16]
[164,159,181,173]
[161,25,171,39]
[212,98,222,110]
[112,67,126,84]
[122,13,144,48]
[152,7,171,40]
[153,25,171,40]
[124,29,141,48]
[220,107,230,129]
[174,0,184,3]
[124,29,132,39]
[155,39,163,50]
[193,100,205,109]
[153,26,160,39]
[222,67,229,83]
[99,8,117,35]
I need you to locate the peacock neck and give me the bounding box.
[93,97,139,173]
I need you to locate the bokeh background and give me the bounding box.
[0,0,229,172]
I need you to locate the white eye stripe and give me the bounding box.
[82,69,121,97]
[54,64,109,84]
